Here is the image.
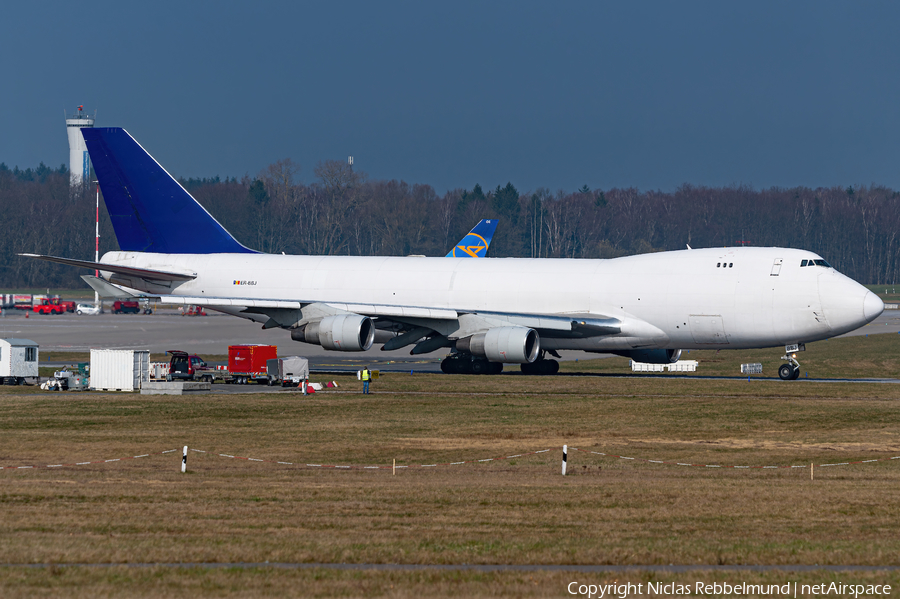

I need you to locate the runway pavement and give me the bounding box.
[1,304,897,375]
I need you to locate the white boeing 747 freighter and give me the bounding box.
[22,128,883,378]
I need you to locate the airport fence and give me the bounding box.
[2,445,899,475]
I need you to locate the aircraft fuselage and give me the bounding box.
[98,245,882,353]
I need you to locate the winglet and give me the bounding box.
[446,219,498,258]
[82,128,255,254]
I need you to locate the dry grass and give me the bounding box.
[1,371,899,596]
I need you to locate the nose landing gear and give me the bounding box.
[778,343,805,380]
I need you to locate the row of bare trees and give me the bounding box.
[2,160,900,288]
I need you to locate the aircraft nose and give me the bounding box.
[818,273,883,336]
[863,291,885,323]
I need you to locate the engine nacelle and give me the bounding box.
[291,314,375,351]
[614,349,682,364]
[456,327,540,364]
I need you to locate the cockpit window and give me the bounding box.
[802,258,831,267]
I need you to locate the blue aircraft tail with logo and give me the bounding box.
[446,219,498,258]
[81,127,255,254]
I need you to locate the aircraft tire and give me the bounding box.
[778,364,795,380]
[521,359,559,375]
[790,365,801,380]
[441,357,458,374]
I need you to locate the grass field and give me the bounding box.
[1,347,899,597]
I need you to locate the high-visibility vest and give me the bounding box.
[361,370,370,381]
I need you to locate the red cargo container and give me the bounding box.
[228,345,277,384]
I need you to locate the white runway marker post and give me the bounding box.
[182,446,188,473]
[562,445,567,476]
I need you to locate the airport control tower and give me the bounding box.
[65,105,95,186]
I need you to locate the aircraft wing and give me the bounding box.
[80,276,621,345]
[67,266,621,342]
[446,219,498,257]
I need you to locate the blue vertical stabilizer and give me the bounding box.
[82,128,254,254]
[446,219,498,257]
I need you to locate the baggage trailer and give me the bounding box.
[266,356,309,387]
[229,344,277,384]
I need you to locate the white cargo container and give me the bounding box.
[0,338,39,384]
[90,349,150,391]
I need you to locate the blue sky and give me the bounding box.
[3,1,899,193]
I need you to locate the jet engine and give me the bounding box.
[291,314,375,351]
[614,349,682,364]
[456,327,540,363]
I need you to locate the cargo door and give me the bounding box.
[689,314,729,344]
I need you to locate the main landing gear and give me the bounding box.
[441,353,503,375]
[778,343,805,380]
[520,351,560,375]
[440,350,562,375]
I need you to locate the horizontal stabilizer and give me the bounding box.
[80,275,139,299]
[19,253,196,282]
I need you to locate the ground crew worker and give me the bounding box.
[361,366,371,394]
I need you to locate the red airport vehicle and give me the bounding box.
[57,299,77,312]
[228,344,277,385]
[112,300,140,314]
[32,298,66,315]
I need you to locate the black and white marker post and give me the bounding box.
[182,446,188,473]
[562,444,567,476]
